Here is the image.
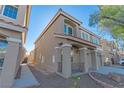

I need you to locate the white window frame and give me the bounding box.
[0,5,3,14]
[1,5,19,20]
[52,55,55,63]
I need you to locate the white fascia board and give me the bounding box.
[7,37,21,43]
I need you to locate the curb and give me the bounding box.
[88,72,114,88]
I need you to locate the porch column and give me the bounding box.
[97,48,104,67]
[0,37,20,87]
[55,47,61,72]
[92,50,99,70]
[61,43,72,78]
[79,47,89,72]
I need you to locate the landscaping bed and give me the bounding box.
[29,65,103,88]
[89,72,124,88]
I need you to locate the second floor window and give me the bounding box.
[3,5,18,19]
[81,32,89,41]
[64,24,73,36]
[92,37,99,45]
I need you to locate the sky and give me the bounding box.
[24,5,112,52]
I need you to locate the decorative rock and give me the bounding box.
[108,72,122,83]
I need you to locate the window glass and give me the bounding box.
[91,37,99,45]
[68,27,72,35]
[64,24,73,36]
[85,34,89,40]
[0,40,8,68]
[3,5,18,19]
[81,32,85,39]
[81,32,89,41]
[96,38,99,45]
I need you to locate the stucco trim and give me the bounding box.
[54,33,98,48]
[61,43,72,47]
[79,47,88,50]
[7,37,21,43]
[96,47,103,51]
[55,46,61,49]
[0,19,28,30]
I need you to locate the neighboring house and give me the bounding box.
[34,9,103,78]
[100,39,119,65]
[118,48,124,62]
[0,5,31,87]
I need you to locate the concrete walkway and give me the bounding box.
[97,66,124,75]
[13,64,40,88]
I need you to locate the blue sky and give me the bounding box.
[25,5,112,52]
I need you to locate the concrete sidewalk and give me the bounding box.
[13,64,40,88]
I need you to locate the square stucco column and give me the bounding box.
[92,50,99,70]
[61,43,72,78]
[55,47,61,72]
[0,37,20,88]
[79,47,89,72]
[97,48,104,67]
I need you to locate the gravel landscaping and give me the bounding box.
[90,72,117,87]
[28,65,103,88]
[90,72,124,88]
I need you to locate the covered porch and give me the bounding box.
[55,43,103,78]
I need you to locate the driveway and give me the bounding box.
[97,66,124,75]
[28,65,103,88]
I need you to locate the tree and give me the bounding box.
[89,5,124,49]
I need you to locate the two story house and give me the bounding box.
[0,5,31,87]
[34,9,103,78]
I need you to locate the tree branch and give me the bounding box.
[101,16,124,26]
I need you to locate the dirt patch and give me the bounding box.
[28,65,103,88]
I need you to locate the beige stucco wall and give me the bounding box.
[35,15,64,72]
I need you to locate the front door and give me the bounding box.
[71,47,80,74]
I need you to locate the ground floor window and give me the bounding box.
[0,40,8,68]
